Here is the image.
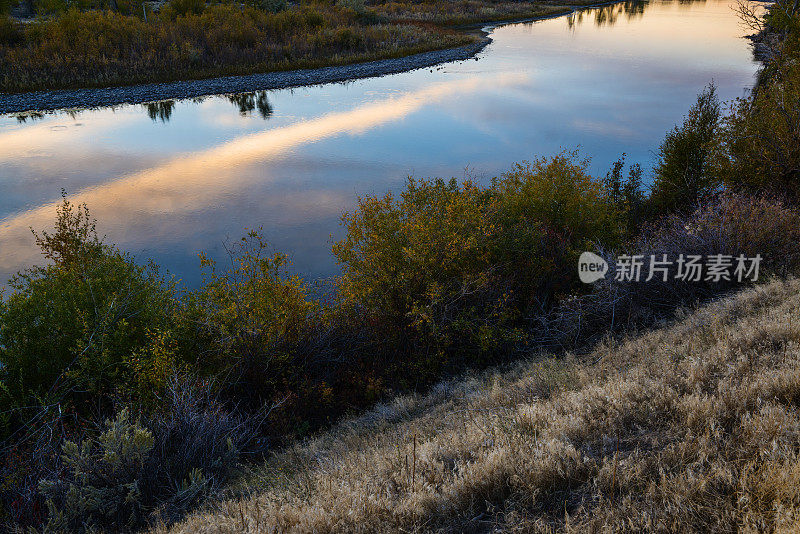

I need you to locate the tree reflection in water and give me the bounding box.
[142,91,274,124]
[226,91,274,119]
[144,100,176,123]
[565,0,706,30]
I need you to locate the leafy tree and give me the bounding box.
[722,65,800,199]
[649,84,723,215]
[604,154,645,237]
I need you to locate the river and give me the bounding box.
[0,0,759,286]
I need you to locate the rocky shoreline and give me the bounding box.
[0,1,628,115]
[0,39,490,115]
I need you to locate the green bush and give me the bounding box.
[722,64,800,200]
[38,409,156,533]
[332,151,621,368]
[649,84,723,215]
[603,154,645,237]
[0,196,177,413]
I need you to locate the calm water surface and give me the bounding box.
[0,0,759,286]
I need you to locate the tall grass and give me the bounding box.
[0,0,617,93]
[0,5,471,92]
[156,277,800,533]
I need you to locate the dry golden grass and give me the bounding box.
[156,278,800,533]
[0,0,598,93]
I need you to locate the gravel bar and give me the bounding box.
[0,39,490,114]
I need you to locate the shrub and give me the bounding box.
[649,84,723,216]
[0,406,77,529]
[35,0,70,14]
[722,64,800,200]
[142,375,262,523]
[494,151,622,252]
[337,0,366,14]
[545,193,800,346]
[0,195,177,414]
[249,0,285,13]
[0,13,22,45]
[168,0,203,16]
[183,230,316,403]
[38,409,155,533]
[36,377,262,532]
[333,151,621,371]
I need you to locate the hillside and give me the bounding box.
[158,278,800,533]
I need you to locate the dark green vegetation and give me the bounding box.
[0,0,598,93]
[2,1,800,532]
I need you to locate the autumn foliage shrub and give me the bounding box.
[545,193,800,346]
[332,151,621,377]
[180,231,320,412]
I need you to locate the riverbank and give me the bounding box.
[0,38,489,114]
[0,0,605,114]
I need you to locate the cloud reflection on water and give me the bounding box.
[0,74,528,280]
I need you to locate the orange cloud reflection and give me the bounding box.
[0,73,528,277]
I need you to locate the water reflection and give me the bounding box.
[565,1,646,28]
[226,91,274,119]
[144,100,176,123]
[0,75,524,278]
[564,0,708,29]
[12,109,82,124]
[0,0,758,286]
[143,92,274,124]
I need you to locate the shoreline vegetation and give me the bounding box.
[1,0,799,532]
[0,39,489,113]
[0,0,605,100]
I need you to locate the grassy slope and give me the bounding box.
[156,278,800,533]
